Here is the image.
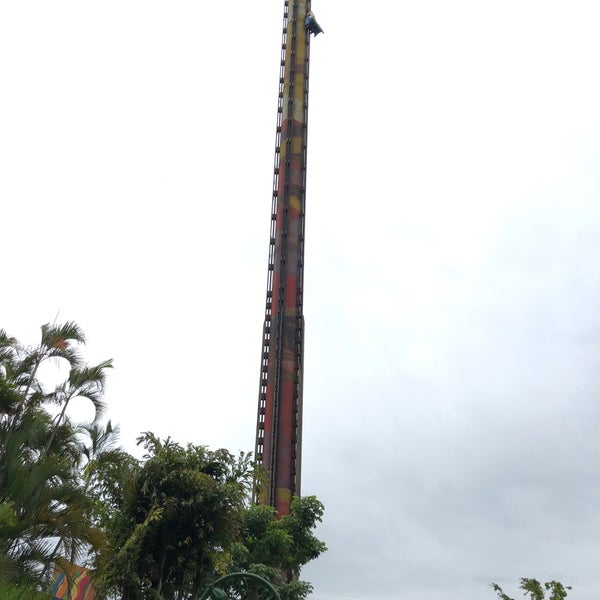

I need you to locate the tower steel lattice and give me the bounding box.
[254,0,313,518]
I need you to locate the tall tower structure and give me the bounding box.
[254,0,314,518]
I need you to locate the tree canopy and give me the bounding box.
[0,323,326,600]
[492,579,572,600]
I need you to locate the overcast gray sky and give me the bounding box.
[2,1,600,599]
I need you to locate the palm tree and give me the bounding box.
[0,323,111,590]
[1,322,86,467]
[0,579,52,600]
[1,405,103,583]
[79,420,137,505]
[42,359,113,458]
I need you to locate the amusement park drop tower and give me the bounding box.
[254,0,322,518]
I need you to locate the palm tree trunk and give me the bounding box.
[157,548,168,596]
[42,398,70,458]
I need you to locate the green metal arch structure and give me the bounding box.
[199,572,281,600]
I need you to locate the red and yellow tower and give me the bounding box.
[255,0,314,518]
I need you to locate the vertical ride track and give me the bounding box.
[255,0,312,518]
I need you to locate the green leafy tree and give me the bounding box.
[1,322,86,455]
[2,323,327,600]
[225,496,326,600]
[42,358,112,457]
[99,434,326,600]
[79,421,138,517]
[100,433,257,600]
[0,579,52,600]
[492,579,572,600]
[0,323,111,590]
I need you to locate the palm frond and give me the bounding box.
[0,330,19,368]
[40,322,85,368]
[68,360,113,389]
[80,420,120,462]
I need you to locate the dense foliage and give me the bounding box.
[0,323,326,600]
[0,323,110,593]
